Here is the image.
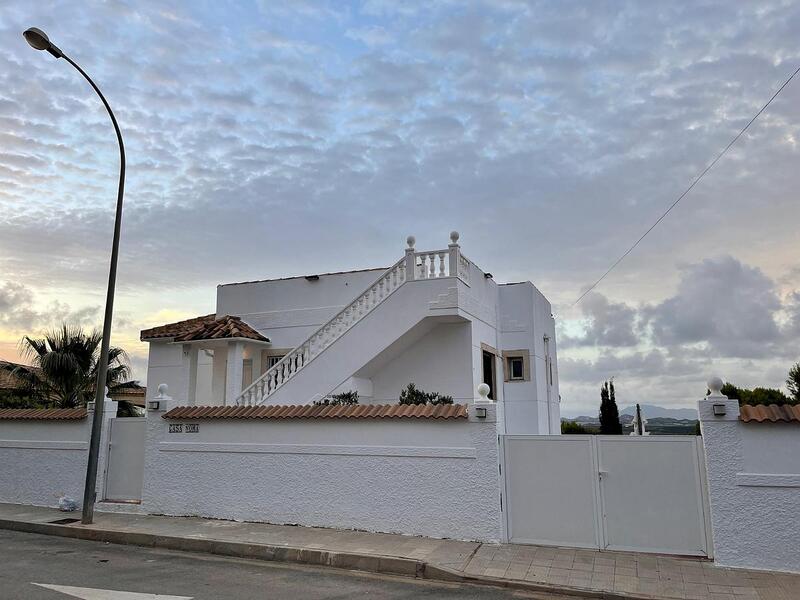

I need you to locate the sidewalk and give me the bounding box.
[0,503,796,600]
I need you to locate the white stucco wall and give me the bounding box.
[0,401,116,508]
[699,394,800,573]
[498,282,560,435]
[361,321,473,403]
[263,277,464,405]
[144,343,184,404]
[142,401,503,542]
[216,269,386,349]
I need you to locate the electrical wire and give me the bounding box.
[572,65,800,308]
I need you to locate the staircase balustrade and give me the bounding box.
[235,232,471,406]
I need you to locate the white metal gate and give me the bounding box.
[104,418,146,502]
[501,435,712,556]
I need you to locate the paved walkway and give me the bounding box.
[0,503,797,600]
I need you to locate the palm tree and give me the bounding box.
[1,324,131,409]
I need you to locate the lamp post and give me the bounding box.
[23,27,126,524]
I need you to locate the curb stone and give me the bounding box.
[0,518,653,600]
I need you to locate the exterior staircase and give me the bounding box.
[235,233,471,406]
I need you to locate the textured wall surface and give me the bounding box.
[142,403,503,542]
[0,401,118,509]
[0,419,89,507]
[699,397,800,573]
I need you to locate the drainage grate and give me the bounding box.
[49,518,80,525]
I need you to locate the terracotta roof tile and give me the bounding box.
[740,403,800,423]
[140,314,269,343]
[140,314,216,341]
[174,315,269,343]
[0,408,87,420]
[164,403,468,420]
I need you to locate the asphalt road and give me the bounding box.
[0,529,557,599]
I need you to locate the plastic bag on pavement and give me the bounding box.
[58,495,78,512]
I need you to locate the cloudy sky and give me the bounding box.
[0,1,798,415]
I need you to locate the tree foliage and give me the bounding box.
[787,362,800,403]
[719,382,796,406]
[599,379,622,435]
[0,324,131,409]
[398,383,453,405]
[561,420,590,434]
[313,390,359,406]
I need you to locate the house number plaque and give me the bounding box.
[169,423,200,433]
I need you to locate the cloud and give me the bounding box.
[559,256,799,412]
[0,0,798,391]
[0,281,99,333]
[345,26,394,47]
[645,256,785,358]
[562,292,638,347]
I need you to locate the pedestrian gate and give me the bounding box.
[104,417,146,502]
[500,435,712,556]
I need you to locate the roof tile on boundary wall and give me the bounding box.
[0,408,88,420]
[163,403,468,420]
[739,403,800,423]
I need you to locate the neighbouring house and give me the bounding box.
[0,360,31,402]
[108,382,147,407]
[140,233,560,434]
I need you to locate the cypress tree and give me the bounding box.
[599,379,622,435]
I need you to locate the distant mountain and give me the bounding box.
[619,404,698,420]
[562,407,699,435]
[563,404,698,422]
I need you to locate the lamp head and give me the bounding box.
[23,27,63,58]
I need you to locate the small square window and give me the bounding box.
[508,356,524,380]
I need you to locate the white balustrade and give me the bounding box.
[235,231,474,406]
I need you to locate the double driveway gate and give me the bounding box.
[500,435,712,556]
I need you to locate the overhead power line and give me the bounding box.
[572,65,800,308]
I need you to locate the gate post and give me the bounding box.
[697,376,743,566]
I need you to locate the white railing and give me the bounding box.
[237,257,407,406]
[235,231,471,406]
[414,249,451,279]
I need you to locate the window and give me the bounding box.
[502,350,529,382]
[508,356,524,380]
[261,351,289,376]
[482,350,496,399]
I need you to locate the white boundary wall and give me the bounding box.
[0,400,116,508]
[143,398,503,542]
[699,389,800,573]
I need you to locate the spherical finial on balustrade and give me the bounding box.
[450,230,460,244]
[477,382,491,403]
[406,235,415,249]
[707,376,724,396]
[157,383,169,397]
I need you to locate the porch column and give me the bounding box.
[225,341,245,405]
[180,344,199,406]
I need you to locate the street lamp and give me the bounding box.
[24,27,126,525]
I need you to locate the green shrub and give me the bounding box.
[717,382,796,406]
[313,390,359,406]
[561,420,590,434]
[398,383,453,405]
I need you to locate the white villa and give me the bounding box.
[141,233,560,434]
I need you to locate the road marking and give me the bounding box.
[32,583,193,599]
